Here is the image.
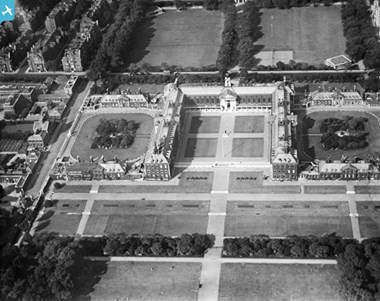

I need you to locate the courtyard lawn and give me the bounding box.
[90,262,201,301]
[3,123,34,133]
[189,116,221,134]
[71,113,153,161]
[356,202,380,238]
[355,186,380,194]
[234,116,264,133]
[232,138,263,157]
[302,111,380,160]
[185,138,218,157]
[257,6,346,66]
[219,263,342,301]
[127,10,224,68]
[228,171,264,193]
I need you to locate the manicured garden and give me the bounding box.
[189,116,221,134]
[302,111,380,160]
[234,116,265,133]
[232,138,264,157]
[71,113,153,161]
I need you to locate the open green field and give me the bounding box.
[71,113,153,161]
[257,6,346,65]
[35,214,81,235]
[232,138,264,157]
[302,111,380,160]
[225,201,352,237]
[128,10,224,68]
[3,123,33,133]
[355,186,380,194]
[185,138,218,157]
[189,116,221,134]
[357,201,380,238]
[234,116,264,133]
[219,263,342,301]
[90,261,201,301]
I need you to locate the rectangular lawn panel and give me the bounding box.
[219,263,342,301]
[232,138,263,157]
[128,10,224,68]
[56,185,92,193]
[189,116,221,134]
[104,215,208,236]
[228,171,264,193]
[225,215,352,237]
[234,116,264,133]
[90,262,201,301]
[355,186,380,194]
[304,185,346,194]
[185,138,217,157]
[257,6,345,65]
[37,214,82,235]
[357,201,380,238]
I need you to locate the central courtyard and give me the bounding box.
[177,112,270,166]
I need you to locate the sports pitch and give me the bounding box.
[128,9,224,68]
[256,6,346,65]
[70,113,153,161]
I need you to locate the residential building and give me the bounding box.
[27,45,46,72]
[61,17,98,72]
[27,120,51,149]
[3,94,31,115]
[0,46,14,72]
[64,75,79,96]
[45,0,77,33]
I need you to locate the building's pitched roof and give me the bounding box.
[272,153,297,164]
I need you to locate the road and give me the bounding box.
[25,80,93,198]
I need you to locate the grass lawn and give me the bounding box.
[55,185,92,193]
[355,186,380,194]
[225,215,352,237]
[234,116,264,133]
[91,200,210,215]
[219,263,342,301]
[228,171,264,193]
[35,214,82,235]
[127,9,224,68]
[71,113,153,161]
[302,111,380,160]
[356,201,380,238]
[226,201,351,237]
[0,139,24,152]
[3,123,34,133]
[90,262,201,301]
[257,6,345,65]
[50,199,87,213]
[232,138,264,157]
[304,185,347,194]
[185,138,218,157]
[189,116,221,134]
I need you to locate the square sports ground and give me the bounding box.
[128,9,224,68]
[256,6,346,65]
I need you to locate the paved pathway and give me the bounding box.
[76,198,95,236]
[348,195,361,240]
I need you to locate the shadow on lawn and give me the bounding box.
[72,260,109,301]
[120,18,156,69]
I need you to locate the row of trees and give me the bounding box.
[342,0,380,69]
[91,119,137,149]
[103,233,214,256]
[251,0,339,9]
[216,0,237,73]
[236,2,262,69]
[223,234,355,258]
[320,116,368,134]
[87,0,152,80]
